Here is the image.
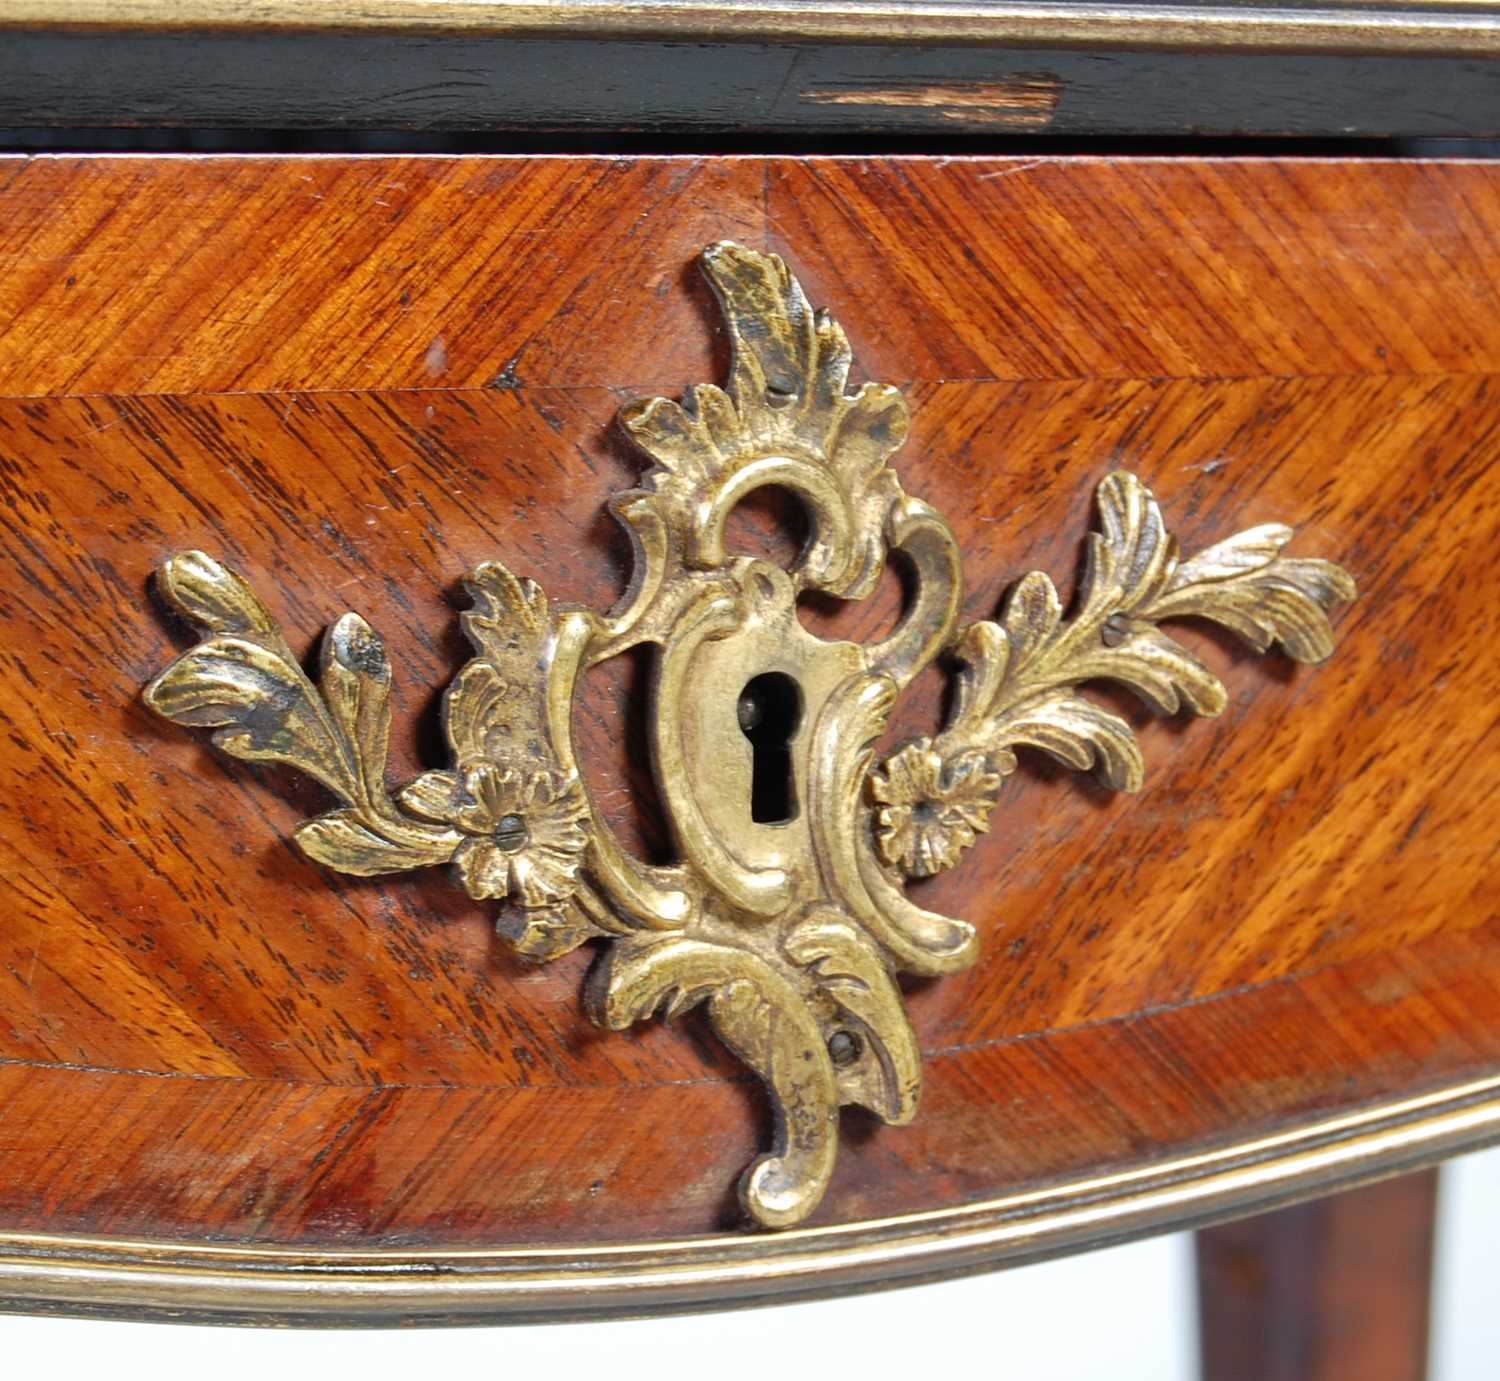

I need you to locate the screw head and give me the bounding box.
[493,813,529,852]
[827,1030,862,1068]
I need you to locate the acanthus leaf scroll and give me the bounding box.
[144,242,1356,1229]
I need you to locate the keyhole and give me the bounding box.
[737,672,802,825]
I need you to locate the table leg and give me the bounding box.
[1196,1169,1439,1381]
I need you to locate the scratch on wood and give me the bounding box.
[802,76,1061,128]
[978,159,1060,182]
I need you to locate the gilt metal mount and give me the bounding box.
[144,242,1355,1228]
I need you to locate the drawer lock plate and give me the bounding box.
[143,242,1356,1228]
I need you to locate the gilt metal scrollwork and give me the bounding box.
[143,242,1355,1228]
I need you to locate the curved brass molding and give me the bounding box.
[2,1077,1498,1325]
[7,2,1500,59]
[142,241,1354,1230]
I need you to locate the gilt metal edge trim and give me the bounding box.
[141,239,1355,1231]
[7,1,1500,58]
[2,1075,1499,1325]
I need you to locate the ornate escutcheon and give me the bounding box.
[143,242,1356,1228]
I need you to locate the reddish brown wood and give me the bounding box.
[0,155,1494,1247]
[1198,1171,1439,1381]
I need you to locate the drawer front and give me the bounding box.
[0,154,1495,1318]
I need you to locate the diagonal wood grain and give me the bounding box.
[0,156,765,398]
[1,922,1495,1245]
[0,155,1494,1244]
[770,158,1500,383]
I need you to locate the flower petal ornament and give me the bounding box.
[869,741,1005,879]
[144,242,1356,1229]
